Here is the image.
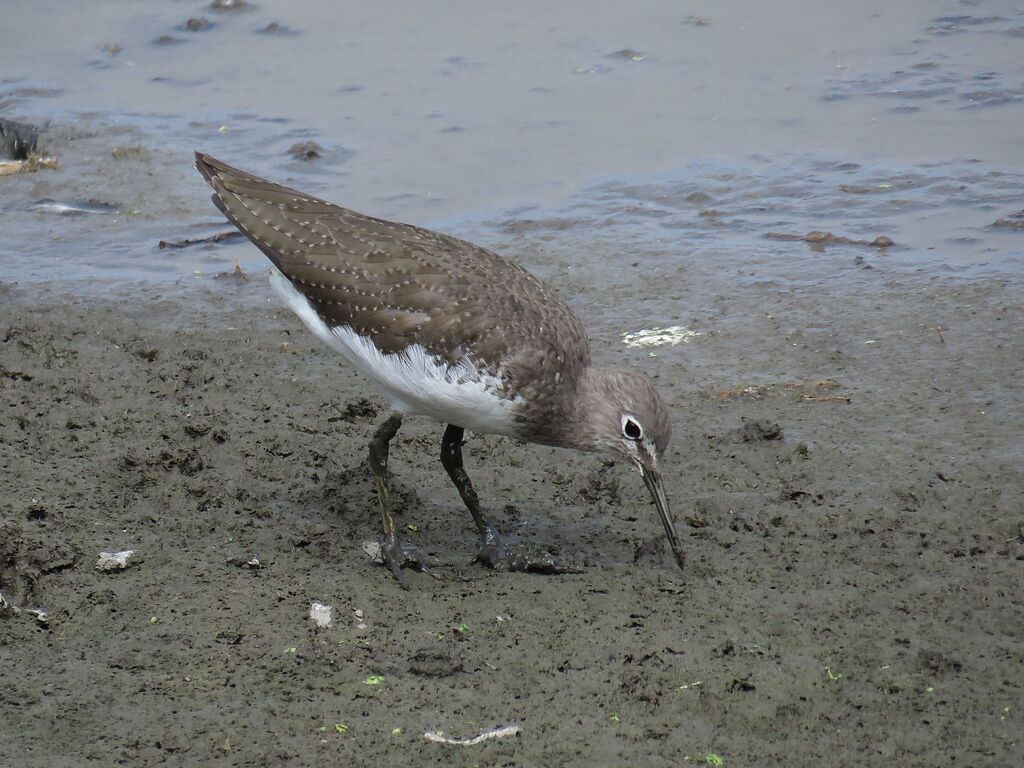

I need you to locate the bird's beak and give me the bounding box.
[639,465,685,571]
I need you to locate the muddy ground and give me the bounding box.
[1,259,1021,766]
[3,0,1023,763]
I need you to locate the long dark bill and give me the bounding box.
[640,466,686,571]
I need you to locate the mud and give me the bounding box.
[2,0,1023,764]
[2,258,1021,765]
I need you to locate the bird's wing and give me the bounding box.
[195,152,590,389]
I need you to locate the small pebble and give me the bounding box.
[309,602,332,628]
[96,550,138,571]
[182,18,213,32]
[362,540,384,563]
[287,141,322,161]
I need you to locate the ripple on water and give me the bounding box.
[822,9,1024,112]
[464,157,1024,283]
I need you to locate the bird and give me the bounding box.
[194,151,684,587]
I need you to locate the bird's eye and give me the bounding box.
[622,417,643,441]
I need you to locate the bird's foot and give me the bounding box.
[374,535,461,590]
[473,531,582,575]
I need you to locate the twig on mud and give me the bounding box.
[799,395,853,404]
[0,592,50,627]
[765,230,894,248]
[159,230,243,249]
[423,724,521,745]
[0,156,59,176]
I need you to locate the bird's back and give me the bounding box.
[195,153,591,435]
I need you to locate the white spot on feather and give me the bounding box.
[270,271,521,436]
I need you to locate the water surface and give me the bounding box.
[1,0,1022,284]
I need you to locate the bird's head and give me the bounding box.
[574,368,684,570]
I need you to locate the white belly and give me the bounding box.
[270,271,522,436]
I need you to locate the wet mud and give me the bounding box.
[2,257,1021,765]
[2,0,1023,765]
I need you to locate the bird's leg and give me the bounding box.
[439,425,500,546]
[440,424,580,574]
[368,412,446,588]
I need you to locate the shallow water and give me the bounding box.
[2,0,1022,284]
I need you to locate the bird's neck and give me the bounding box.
[557,366,621,454]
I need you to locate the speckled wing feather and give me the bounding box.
[195,153,590,428]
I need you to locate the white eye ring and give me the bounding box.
[621,415,643,441]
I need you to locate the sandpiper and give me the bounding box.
[195,152,684,587]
